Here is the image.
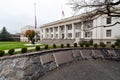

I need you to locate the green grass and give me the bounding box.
[0,41,28,50]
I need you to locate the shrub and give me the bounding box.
[53,44,56,48]
[8,49,15,55]
[74,43,77,47]
[61,44,64,48]
[115,42,118,46]
[0,50,5,57]
[21,48,27,53]
[102,44,106,48]
[89,39,93,46]
[85,42,90,47]
[100,42,106,48]
[93,43,98,48]
[79,42,84,47]
[111,44,115,48]
[35,46,40,51]
[66,43,70,47]
[45,44,48,50]
[115,39,120,47]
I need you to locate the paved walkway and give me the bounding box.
[4,46,45,53]
[4,47,35,53]
[39,60,120,80]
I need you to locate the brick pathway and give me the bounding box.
[39,60,120,80]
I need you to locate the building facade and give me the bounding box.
[40,11,120,44]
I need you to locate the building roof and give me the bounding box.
[40,6,120,28]
[40,9,101,28]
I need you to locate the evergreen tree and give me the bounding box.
[0,27,12,41]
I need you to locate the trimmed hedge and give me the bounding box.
[61,44,64,48]
[8,49,15,55]
[35,46,40,51]
[93,43,98,48]
[111,44,115,48]
[21,48,27,53]
[66,43,70,47]
[85,42,90,47]
[89,39,93,46]
[74,43,77,47]
[45,44,48,50]
[100,42,106,48]
[53,44,56,48]
[0,50,5,57]
[79,42,84,47]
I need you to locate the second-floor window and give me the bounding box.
[55,27,58,32]
[50,28,53,32]
[106,17,111,24]
[67,24,72,30]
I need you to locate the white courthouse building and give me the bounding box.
[40,12,120,44]
[40,10,120,44]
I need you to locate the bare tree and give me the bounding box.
[69,0,120,17]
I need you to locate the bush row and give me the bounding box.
[0,41,118,57]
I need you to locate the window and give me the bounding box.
[42,29,43,32]
[55,27,58,32]
[74,22,81,29]
[67,24,72,30]
[85,32,92,37]
[46,29,49,33]
[76,32,81,37]
[56,34,58,38]
[84,20,93,29]
[51,34,53,38]
[106,17,111,24]
[61,26,64,31]
[106,30,111,37]
[50,28,53,32]
[68,33,72,38]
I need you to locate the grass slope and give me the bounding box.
[0,42,28,50]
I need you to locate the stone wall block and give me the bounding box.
[13,57,28,70]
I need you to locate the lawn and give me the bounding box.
[0,42,28,50]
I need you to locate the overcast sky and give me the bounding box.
[0,0,72,34]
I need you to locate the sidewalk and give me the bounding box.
[4,47,36,53]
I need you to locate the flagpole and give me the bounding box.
[34,3,37,43]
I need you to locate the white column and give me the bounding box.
[58,26,60,39]
[40,28,43,40]
[49,28,51,39]
[53,27,55,39]
[81,22,84,39]
[45,28,47,39]
[72,23,75,39]
[64,25,67,39]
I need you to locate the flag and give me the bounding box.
[62,10,65,17]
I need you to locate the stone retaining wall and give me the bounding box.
[0,48,120,80]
